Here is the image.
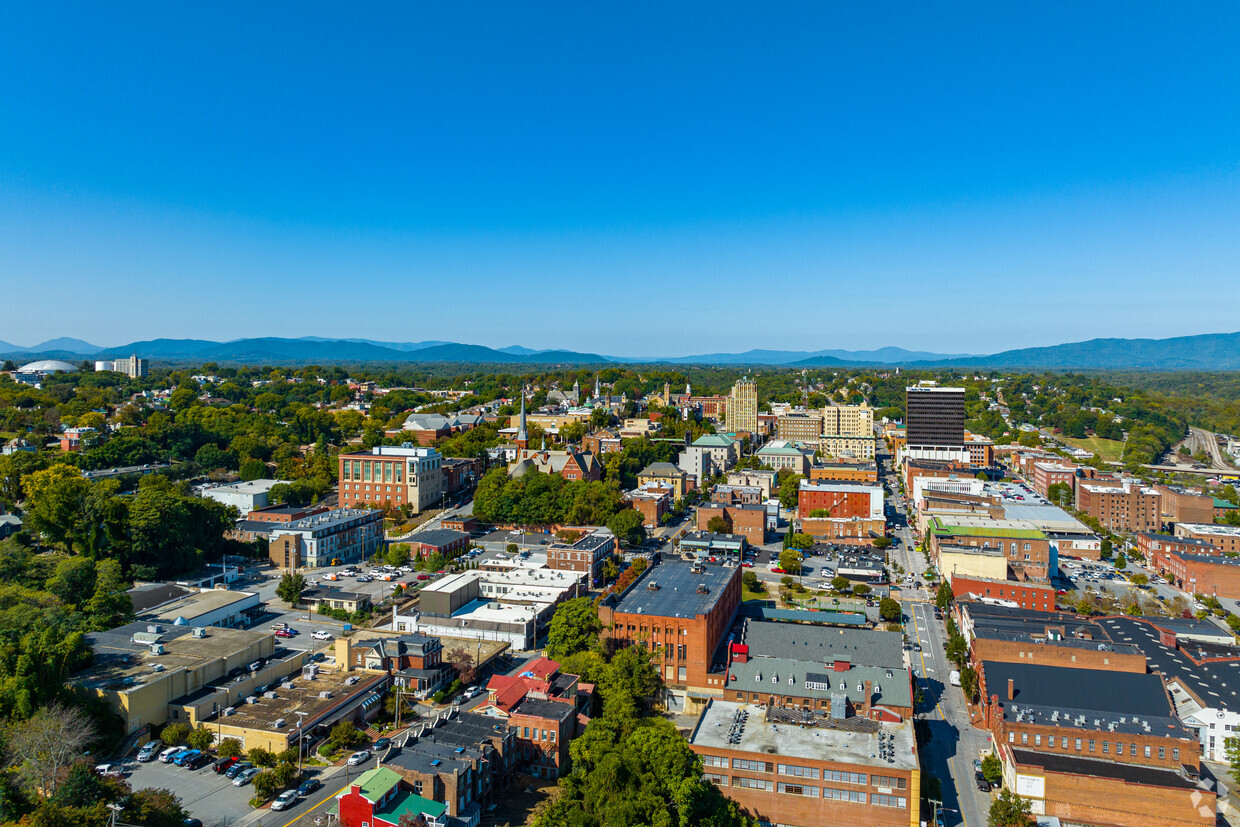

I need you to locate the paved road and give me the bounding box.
[906,600,993,827]
[1189,427,1237,472]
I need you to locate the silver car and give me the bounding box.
[233,767,260,787]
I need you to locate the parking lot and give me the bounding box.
[124,753,277,826]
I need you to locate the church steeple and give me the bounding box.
[594,373,601,400]
[516,385,528,449]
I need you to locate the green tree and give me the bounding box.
[1100,536,1113,559]
[945,634,968,667]
[607,509,647,547]
[186,726,215,752]
[276,572,306,605]
[250,770,279,801]
[988,788,1034,827]
[935,580,954,611]
[705,515,731,535]
[1131,573,1149,587]
[238,458,267,481]
[1046,482,1073,508]
[830,575,851,593]
[778,549,802,575]
[273,760,300,788]
[45,557,97,607]
[872,536,892,549]
[1114,554,1127,570]
[327,721,366,751]
[546,597,603,660]
[386,543,411,567]
[21,465,92,552]
[879,597,902,623]
[160,721,191,746]
[247,746,276,767]
[85,559,135,630]
[783,532,813,551]
[852,583,871,597]
[121,788,189,827]
[778,473,803,510]
[981,753,1003,786]
[218,738,244,759]
[741,570,765,594]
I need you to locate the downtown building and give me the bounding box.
[901,382,968,464]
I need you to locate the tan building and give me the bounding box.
[822,403,874,438]
[725,377,758,435]
[775,413,824,447]
[636,462,692,500]
[940,544,1010,582]
[1076,481,1161,533]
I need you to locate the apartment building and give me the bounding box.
[1032,461,1077,497]
[1174,523,1240,555]
[637,461,692,500]
[1076,481,1161,533]
[1154,485,1215,527]
[338,445,445,513]
[598,558,741,692]
[268,508,385,569]
[696,503,766,544]
[726,469,779,499]
[546,530,617,583]
[821,403,874,438]
[776,413,824,447]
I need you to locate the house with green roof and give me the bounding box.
[333,766,449,827]
[1214,497,1238,521]
[756,440,811,474]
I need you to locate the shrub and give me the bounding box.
[248,747,276,768]
[185,726,215,752]
[160,722,191,746]
[218,738,244,759]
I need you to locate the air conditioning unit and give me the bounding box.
[273,718,285,729]
[152,664,165,673]
[246,695,258,704]
[319,691,332,699]
[223,706,236,716]
[150,643,165,655]
[192,627,206,638]
[264,691,277,699]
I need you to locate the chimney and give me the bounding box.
[1007,678,1015,701]
[336,637,352,674]
[833,658,851,672]
[863,680,873,715]
[350,784,361,796]
[1159,628,1178,649]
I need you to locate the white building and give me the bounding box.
[202,479,279,512]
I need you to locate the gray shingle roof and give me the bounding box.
[739,620,904,669]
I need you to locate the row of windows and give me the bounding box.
[822,787,867,803]
[777,764,818,779]
[871,794,908,809]
[1010,731,1176,761]
[701,754,730,768]
[777,783,817,797]
[823,770,867,786]
[732,758,773,773]
[870,775,907,790]
[734,777,773,791]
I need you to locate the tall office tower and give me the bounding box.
[725,377,758,434]
[904,382,968,462]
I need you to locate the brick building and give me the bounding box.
[797,481,883,520]
[688,700,919,827]
[598,558,741,691]
[949,576,1056,612]
[959,603,1148,674]
[268,508,385,569]
[775,413,824,448]
[409,528,470,561]
[546,530,617,584]
[580,427,621,455]
[979,660,1210,827]
[697,503,766,544]
[808,461,879,483]
[1154,485,1216,528]
[625,485,672,528]
[1076,481,1161,533]
[710,484,764,506]
[1174,523,1240,555]
[1032,461,1077,497]
[726,469,778,499]
[927,517,1052,581]
[338,445,445,513]
[479,656,589,779]
[1151,550,1240,599]
[1136,532,1220,561]
[441,456,483,495]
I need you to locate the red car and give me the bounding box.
[770,567,787,574]
[741,562,753,568]
[416,574,430,580]
[273,629,294,638]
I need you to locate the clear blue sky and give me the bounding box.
[2,2,1237,358]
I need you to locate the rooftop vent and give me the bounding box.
[150,643,165,656]
[647,581,660,591]
[273,718,285,729]
[192,627,206,638]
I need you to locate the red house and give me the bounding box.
[334,767,448,827]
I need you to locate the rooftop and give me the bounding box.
[205,479,278,494]
[929,516,1046,540]
[221,669,386,731]
[689,700,917,771]
[607,558,739,620]
[1010,748,1199,790]
[145,588,258,623]
[1179,523,1240,538]
[412,528,470,548]
[1098,616,1240,712]
[278,508,383,532]
[1139,532,1218,548]
[725,656,911,709]
[738,620,904,669]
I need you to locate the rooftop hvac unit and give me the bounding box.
[246,695,258,704]
[152,664,165,672]
[647,581,660,591]
[223,706,235,716]
[319,691,332,699]
[273,718,285,729]
[192,627,206,638]
[150,643,165,655]
[264,691,277,699]
[146,625,161,634]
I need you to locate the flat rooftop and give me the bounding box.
[739,620,904,669]
[206,479,278,494]
[608,559,738,620]
[75,624,274,691]
[221,669,386,731]
[145,588,257,622]
[689,700,917,771]
[1179,523,1240,538]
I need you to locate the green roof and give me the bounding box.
[376,790,448,822]
[1214,498,1237,510]
[353,767,402,802]
[928,517,1045,540]
[693,434,735,447]
[758,443,804,455]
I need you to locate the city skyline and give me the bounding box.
[2,3,1238,356]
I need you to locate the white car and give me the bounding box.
[311,630,333,641]
[347,750,371,766]
[157,746,182,763]
[271,790,299,811]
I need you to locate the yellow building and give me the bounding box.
[939,545,1009,582]
[725,377,758,434]
[637,461,692,500]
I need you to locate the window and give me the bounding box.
[823,770,866,785]
[778,764,820,780]
[702,754,729,768]
[733,758,772,773]
[777,783,818,797]
[871,776,906,790]
[1021,733,1028,745]
[1159,747,1165,759]
[1048,736,1055,748]
[1144,746,1151,758]
[1034,735,1041,746]
[1130,743,1137,756]
[1173,748,1180,761]
[704,772,727,786]
[872,794,907,809]
[1102,741,1109,754]
[1075,739,1082,750]
[822,787,866,803]
[733,777,773,791]
[1088,740,1095,752]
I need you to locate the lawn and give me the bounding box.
[1061,435,1126,463]
[742,586,771,602]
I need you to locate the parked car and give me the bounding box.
[976,777,991,792]
[274,629,294,638]
[463,685,484,700]
[160,746,187,764]
[312,630,333,640]
[186,754,213,770]
[95,763,123,778]
[416,574,430,580]
[214,756,238,774]
[174,749,202,767]
[225,761,254,779]
[347,750,371,766]
[137,739,163,762]
[271,790,299,811]
[297,779,322,796]
[373,737,391,751]
[183,819,203,827]
[233,767,260,787]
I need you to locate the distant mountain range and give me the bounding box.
[3,332,1240,370]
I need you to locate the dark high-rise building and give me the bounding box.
[906,384,965,448]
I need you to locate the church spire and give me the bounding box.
[516,385,528,448]
[594,373,601,400]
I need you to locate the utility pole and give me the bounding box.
[928,797,941,827]
[295,711,308,776]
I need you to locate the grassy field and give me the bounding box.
[1061,435,1126,463]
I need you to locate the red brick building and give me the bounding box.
[581,428,621,455]
[598,559,740,690]
[625,487,671,528]
[950,576,1056,612]
[696,503,766,544]
[1154,485,1215,527]
[1174,523,1240,555]
[1076,481,1161,533]
[546,530,617,584]
[479,656,589,779]
[1151,549,1240,599]
[1135,532,1220,561]
[1032,461,1077,497]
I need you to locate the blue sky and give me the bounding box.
[1,2,1237,358]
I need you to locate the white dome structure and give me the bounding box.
[18,360,78,373]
